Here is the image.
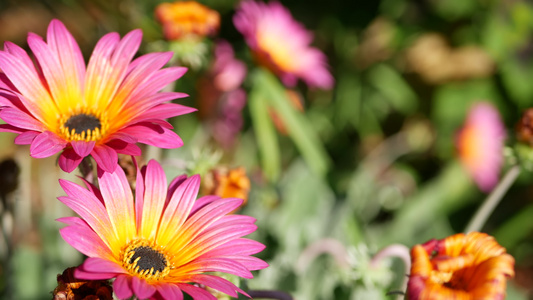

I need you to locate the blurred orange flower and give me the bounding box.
[203,167,251,212]
[408,232,514,300]
[155,1,220,40]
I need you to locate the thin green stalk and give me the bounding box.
[464,165,521,233]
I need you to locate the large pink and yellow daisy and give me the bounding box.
[233,1,334,89]
[456,102,505,192]
[0,19,194,172]
[58,159,267,299]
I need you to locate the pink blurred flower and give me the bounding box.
[233,1,334,89]
[212,41,247,92]
[58,159,267,300]
[198,41,247,148]
[0,19,194,173]
[456,102,505,192]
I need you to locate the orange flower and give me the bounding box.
[203,167,251,211]
[408,232,515,300]
[155,1,220,40]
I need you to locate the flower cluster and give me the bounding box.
[0,1,520,300]
[0,17,267,300]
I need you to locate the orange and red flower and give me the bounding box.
[408,232,515,300]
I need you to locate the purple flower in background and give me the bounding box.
[456,102,505,192]
[233,1,334,89]
[198,41,247,148]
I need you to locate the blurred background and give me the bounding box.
[0,0,533,299]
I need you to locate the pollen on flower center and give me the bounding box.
[121,240,171,281]
[129,246,167,274]
[59,113,106,142]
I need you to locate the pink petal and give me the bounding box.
[56,216,86,227]
[79,177,105,205]
[121,92,189,120]
[178,284,217,300]
[186,274,249,298]
[97,162,136,242]
[132,276,157,299]
[14,131,39,145]
[71,140,95,157]
[91,144,119,173]
[74,268,118,280]
[177,198,244,242]
[105,139,142,156]
[105,132,138,144]
[133,103,197,123]
[120,123,183,148]
[109,52,175,110]
[27,32,66,103]
[190,195,221,216]
[46,19,85,95]
[0,49,53,120]
[207,238,266,257]
[220,255,269,271]
[58,148,83,173]
[0,106,44,131]
[139,160,167,240]
[0,124,26,134]
[127,67,187,104]
[113,275,134,300]
[30,131,66,158]
[157,175,200,245]
[166,175,188,204]
[59,222,113,259]
[80,257,127,274]
[135,160,145,229]
[183,257,253,278]
[181,219,257,260]
[156,284,184,300]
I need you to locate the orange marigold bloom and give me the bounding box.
[155,1,220,40]
[408,232,515,300]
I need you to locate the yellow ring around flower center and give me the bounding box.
[120,239,171,282]
[58,109,109,142]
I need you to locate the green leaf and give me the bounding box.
[253,69,331,176]
[249,79,281,181]
[368,64,418,115]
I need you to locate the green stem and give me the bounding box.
[464,165,521,233]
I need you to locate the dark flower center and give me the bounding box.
[129,246,167,275]
[64,114,101,135]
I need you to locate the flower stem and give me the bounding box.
[369,244,411,300]
[248,290,293,300]
[465,165,521,233]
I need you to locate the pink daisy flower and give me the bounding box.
[58,159,267,299]
[0,19,195,173]
[456,102,506,192]
[233,1,334,89]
